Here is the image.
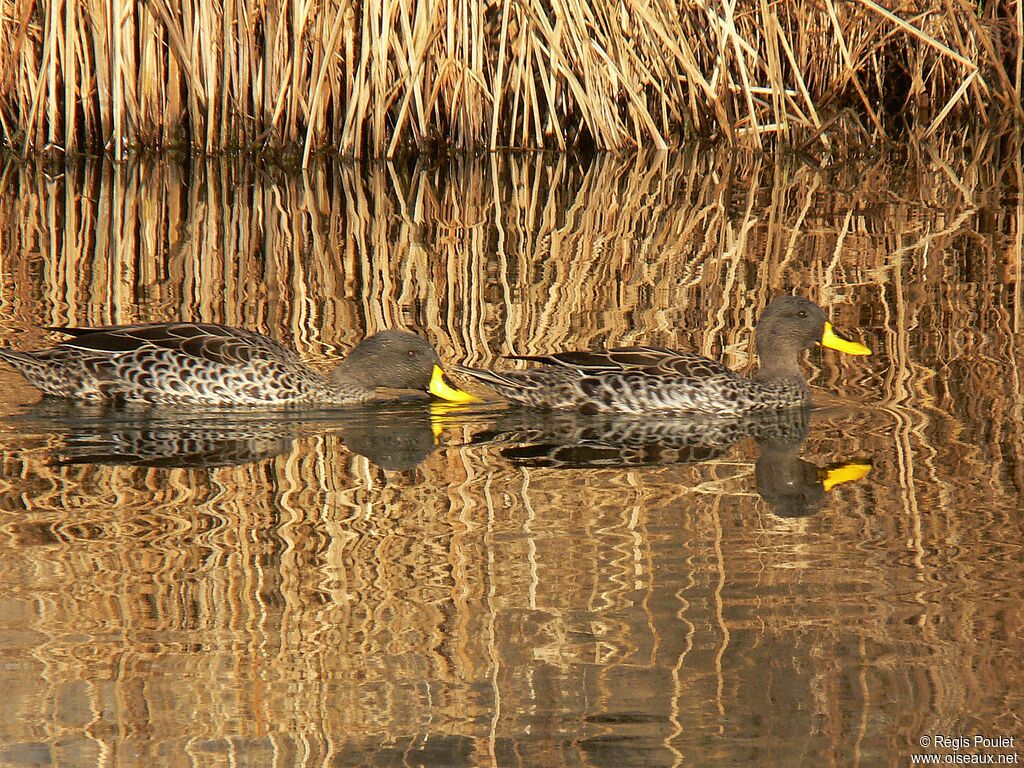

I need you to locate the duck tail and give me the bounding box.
[0,348,51,386]
[0,348,35,368]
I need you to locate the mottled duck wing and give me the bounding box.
[633,347,739,381]
[508,349,633,372]
[47,323,302,367]
[511,346,736,379]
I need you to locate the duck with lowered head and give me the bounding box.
[0,323,479,407]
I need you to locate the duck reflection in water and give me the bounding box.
[466,407,870,518]
[13,399,443,471]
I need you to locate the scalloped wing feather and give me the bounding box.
[509,346,736,379]
[48,323,301,368]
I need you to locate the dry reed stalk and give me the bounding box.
[0,0,1021,157]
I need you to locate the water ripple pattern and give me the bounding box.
[0,143,1021,767]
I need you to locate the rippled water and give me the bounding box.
[0,145,1022,767]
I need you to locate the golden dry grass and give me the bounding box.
[0,0,1021,159]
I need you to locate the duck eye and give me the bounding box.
[797,310,808,318]
[407,350,417,358]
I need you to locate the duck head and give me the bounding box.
[755,296,870,380]
[335,331,479,403]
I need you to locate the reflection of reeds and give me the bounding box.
[1,0,1021,156]
[0,138,1021,385]
[0,144,1022,760]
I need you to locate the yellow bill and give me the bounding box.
[820,322,871,356]
[820,461,872,492]
[429,365,480,403]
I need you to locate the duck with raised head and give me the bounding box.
[454,296,870,415]
[0,324,479,406]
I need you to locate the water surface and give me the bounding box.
[0,146,1022,767]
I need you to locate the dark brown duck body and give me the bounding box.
[0,324,476,406]
[455,296,871,415]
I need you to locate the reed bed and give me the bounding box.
[0,0,1021,159]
